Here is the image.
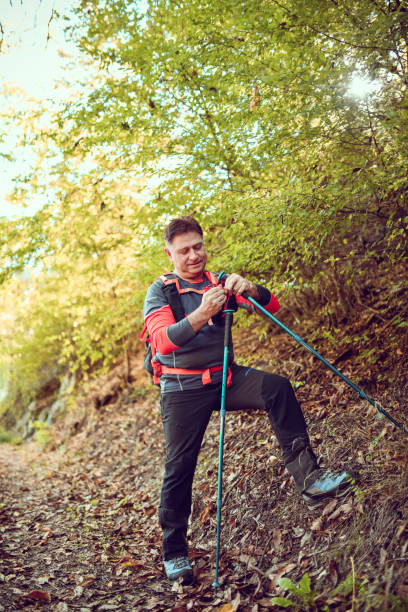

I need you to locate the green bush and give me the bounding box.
[0,427,22,445]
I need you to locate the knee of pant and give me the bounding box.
[165,452,197,478]
[262,373,292,403]
[158,506,188,529]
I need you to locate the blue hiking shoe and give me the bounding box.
[284,437,359,509]
[163,556,194,585]
[302,469,358,508]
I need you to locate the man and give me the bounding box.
[143,216,354,585]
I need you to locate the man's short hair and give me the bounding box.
[164,216,203,245]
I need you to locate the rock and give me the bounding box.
[15,400,37,439]
[14,372,76,439]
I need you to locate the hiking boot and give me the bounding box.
[284,437,358,509]
[302,469,358,509]
[284,436,319,492]
[163,556,194,585]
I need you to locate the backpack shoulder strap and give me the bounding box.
[160,272,180,289]
[159,273,185,322]
[204,270,218,285]
[157,271,219,321]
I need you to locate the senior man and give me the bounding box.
[143,216,354,585]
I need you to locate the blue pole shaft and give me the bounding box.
[213,310,233,589]
[244,294,408,437]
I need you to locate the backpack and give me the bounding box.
[142,274,186,378]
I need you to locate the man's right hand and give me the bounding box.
[200,286,227,317]
[187,286,226,333]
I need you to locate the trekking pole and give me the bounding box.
[238,288,408,437]
[212,304,235,589]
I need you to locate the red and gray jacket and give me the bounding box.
[142,271,280,393]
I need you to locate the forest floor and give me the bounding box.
[1,283,408,611]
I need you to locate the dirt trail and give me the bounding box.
[0,442,129,610]
[0,393,168,611]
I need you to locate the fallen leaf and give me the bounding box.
[231,592,241,610]
[278,563,296,576]
[257,598,276,607]
[266,561,297,579]
[24,590,52,602]
[215,596,241,612]
[311,517,323,531]
[338,502,353,514]
[327,502,353,522]
[292,526,305,538]
[327,507,343,521]
[143,505,156,517]
[322,499,338,517]
[171,580,184,593]
[121,559,145,568]
[200,504,211,524]
[272,528,282,552]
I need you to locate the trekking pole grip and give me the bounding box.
[224,310,233,345]
[217,270,250,300]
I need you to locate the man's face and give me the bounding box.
[165,231,207,281]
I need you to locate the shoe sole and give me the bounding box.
[167,572,195,586]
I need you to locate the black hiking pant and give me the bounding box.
[159,363,308,561]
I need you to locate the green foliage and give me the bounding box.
[331,572,371,608]
[269,571,381,610]
[63,0,408,282]
[0,427,22,445]
[33,421,52,446]
[269,573,316,609]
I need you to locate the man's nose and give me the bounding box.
[188,249,200,260]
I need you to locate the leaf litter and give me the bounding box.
[0,301,408,610]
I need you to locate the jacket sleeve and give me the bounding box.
[236,284,280,315]
[143,281,196,354]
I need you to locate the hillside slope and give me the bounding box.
[1,285,408,611]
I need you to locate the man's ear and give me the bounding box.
[164,247,173,263]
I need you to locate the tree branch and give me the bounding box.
[269,0,396,51]
[46,9,56,46]
[365,100,386,168]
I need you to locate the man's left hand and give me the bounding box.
[223,273,259,299]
